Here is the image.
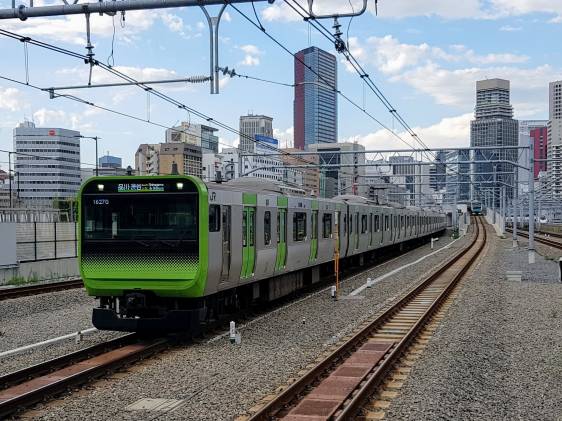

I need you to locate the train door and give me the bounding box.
[275,208,287,271]
[220,205,231,281]
[309,210,318,262]
[369,213,373,247]
[355,212,360,249]
[241,207,256,279]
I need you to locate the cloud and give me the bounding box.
[344,35,549,118]
[262,2,302,22]
[31,107,94,131]
[345,113,473,151]
[262,0,562,21]
[238,44,262,67]
[500,25,522,31]
[0,10,198,45]
[0,87,25,111]
[273,126,294,148]
[488,0,562,21]
[347,35,528,75]
[372,0,484,19]
[392,62,556,117]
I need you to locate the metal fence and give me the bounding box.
[16,222,78,262]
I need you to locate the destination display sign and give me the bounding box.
[117,183,165,193]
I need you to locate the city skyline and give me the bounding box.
[1,2,561,169]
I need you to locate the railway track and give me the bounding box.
[505,228,562,250]
[0,278,84,301]
[246,217,486,421]
[0,334,169,418]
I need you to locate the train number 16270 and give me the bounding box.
[93,199,109,205]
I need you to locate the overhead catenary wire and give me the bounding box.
[0,73,285,163]
[225,1,422,152]
[0,28,300,161]
[279,0,518,197]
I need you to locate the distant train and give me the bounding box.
[79,176,446,333]
[470,200,482,216]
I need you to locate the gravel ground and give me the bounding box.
[22,230,475,421]
[386,223,562,421]
[0,289,125,375]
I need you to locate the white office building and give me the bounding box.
[165,122,219,153]
[548,80,562,198]
[239,114,273,152]
[13,121,81,206]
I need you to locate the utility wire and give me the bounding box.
[0,28,300,161]
[284,0,439,158]
[280,0,513,195]
[0,73,291,163]
[225,1,421,152]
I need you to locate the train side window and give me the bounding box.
[385,215,389,231]
[322,213,332,238]
[277,212,281,243]
[375,215,380,232]
[361,215,368,233]
[209,204,220,232]
[350,214,353,233]
[293,212,307,241]
[343,215,347,234]
[312,211,318,240]
[249,211,255,247]
[243,212,247,247]
[264,211,271,245]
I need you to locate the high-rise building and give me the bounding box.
[135,143,161,175]
[239,114,273,152]
[518,120,548,194]
[429,151,447,191]
[307,142,365,198]
[135,143,202,177]
[445,149,471,204]
[81,153,127,182]
[13,121,81,206]
[99,154,122,169]
[386,156,431,207]
[294,46,338,150]
[548,80,562,198]
[470,79,518,205]
[165,122,219,153]
[531,127,548,178]
[159,143,202,177]
[280,148,320,195]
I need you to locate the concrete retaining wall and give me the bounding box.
[0,257,79,285]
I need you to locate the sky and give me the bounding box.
[0,0,561,169]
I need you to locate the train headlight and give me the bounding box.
[97,184,104,191]
[176,182,184,190]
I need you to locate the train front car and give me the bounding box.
[79,176,208,333]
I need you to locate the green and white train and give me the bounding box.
[79,175,446,332]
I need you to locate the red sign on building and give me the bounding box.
[48,129,56,136]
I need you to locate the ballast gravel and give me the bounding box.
[385,224,562,421]
[0,289,125,375]
[24,231,473,421]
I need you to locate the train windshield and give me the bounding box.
[82,194,198,242]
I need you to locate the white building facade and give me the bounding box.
[548,80,562,198]
[13,121,81,206]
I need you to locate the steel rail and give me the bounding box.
[505,228,562,250]
[248,217,486,421]
[0,334,136,388]
[0,335,168,418]
[0,278,84,301]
